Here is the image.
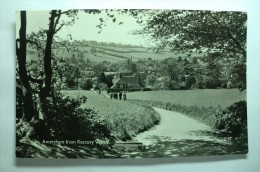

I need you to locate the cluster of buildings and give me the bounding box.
[103,72,146,93]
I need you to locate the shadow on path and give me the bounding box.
[118,135,247,158]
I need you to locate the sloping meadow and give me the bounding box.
[63,90,160,140]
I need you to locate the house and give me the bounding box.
[103,72,117,78]
[82,68,95,77]
[108,74,144,92]
[104,71,133,79]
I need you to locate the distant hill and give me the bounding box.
[26,42,204,63]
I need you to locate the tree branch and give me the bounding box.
[226,30,246,58]
[26,40,45,52]
[211,14,246,58]
[54,41,70,52]
[54,10,62,33]
[28,75,44,84]
[60,10,71,15]
[54,23,65,34]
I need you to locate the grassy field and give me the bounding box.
[63,90,160,140]
[127,89,246,108]
[27,44,204,63]
[127,89,246,126]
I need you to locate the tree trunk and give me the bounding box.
[16,11,35,121]
[40,10,57,110]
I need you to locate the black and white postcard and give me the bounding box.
[16,9,247,158]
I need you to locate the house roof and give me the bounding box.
[104,72,117,76]
[104,71,132,77]
[117,76,137,84]
[111,75,143,89]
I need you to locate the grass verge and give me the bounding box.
[130,99,218,126]
[63,90,160,140]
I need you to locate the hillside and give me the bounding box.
[63,90,160,140]
[26,42,203,63]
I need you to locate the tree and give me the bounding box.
[145,75,158,87]
[205,52,222,83]
[71,54,77,63]
[16,11,35,121]
[98,72,113,88]
[16,10,101,122]
[177,56,182,62]
[161,58,184,82]
[90,47,97,54]
[137,10,247,90]
[192,56,198,64]
[81,79,93,90]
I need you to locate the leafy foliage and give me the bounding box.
[80,79,93,90]
[143,10,246,54]
[44,92,111,141]
[213,100,247,137]
[212,100,248,151]
[134,10,247,90]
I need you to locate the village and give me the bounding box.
[54,45,235,95]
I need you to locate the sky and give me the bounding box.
[16,10,150,46]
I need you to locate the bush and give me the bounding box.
[45,93,111,141]
[205,81,222,89]
[80,79,93,90]
[143,88,152,91]
[66,77,78,89]
[213,100,247,137]
[98,83,108,91]
[16,85,24,118]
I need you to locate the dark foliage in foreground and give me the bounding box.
[16,92,113,144]
[44,92,112,141]
[213,101,247,138]
[213,100,247,151]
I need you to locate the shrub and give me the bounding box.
[45,93,111,141]
[80,79,93,90]
[16,85,24,118]
[143,88,152,91]
[213,100,247,137]
[66,77,78,88]
[99,83,108,91]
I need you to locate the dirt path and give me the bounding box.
[134,107,222,144]
[130,107,234,157]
